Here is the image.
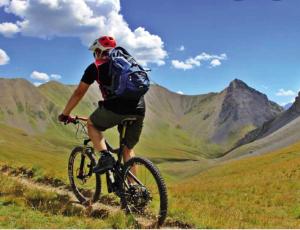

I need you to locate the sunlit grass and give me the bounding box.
[0,173,133,228]
[168,140,300,228]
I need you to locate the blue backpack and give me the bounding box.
[103,47,150,100]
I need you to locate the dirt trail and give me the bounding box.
[0,165,119,217]
[0,165,193,229]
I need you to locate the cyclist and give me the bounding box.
[58,36,145,174]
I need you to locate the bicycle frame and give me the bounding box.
[74,117,143,193]
[68,116,168,226]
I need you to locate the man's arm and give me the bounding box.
[62,81,90,116]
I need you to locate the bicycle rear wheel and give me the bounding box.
[68,146,101,204]
[121,157,168,228]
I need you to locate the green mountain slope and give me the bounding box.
[0,78,57,134]
[0,77,283,160]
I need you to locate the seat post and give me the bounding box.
[118,122,128,162]
[120,122,128,144]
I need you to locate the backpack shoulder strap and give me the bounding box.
[94,62,101,84]
[94,60,110,99]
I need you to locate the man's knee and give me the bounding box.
[123,146,135,158]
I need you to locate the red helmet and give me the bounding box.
[89,36,116,52]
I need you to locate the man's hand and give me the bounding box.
[58,113,70,123]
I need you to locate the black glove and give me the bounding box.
[58,113,70,123]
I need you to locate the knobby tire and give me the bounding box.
[121,156,168,227]
[68,146,101,204]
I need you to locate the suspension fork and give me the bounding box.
[78,139,91,178]
[79,154,86,169]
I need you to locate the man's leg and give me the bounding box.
[123,146,135,162]
[123,146,137,183]
[88,118,115,173]
[122,116,144,182]
[87,118,107,152]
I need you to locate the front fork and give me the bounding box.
[77,154,86,179]
[77,146,94,180]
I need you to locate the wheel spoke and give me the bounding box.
[68,148,101,203]
[122,157,168,227]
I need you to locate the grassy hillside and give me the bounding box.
[0,122,214,184]
[167,140,300,228]
[223,115,300,160]
[1,130,300,228]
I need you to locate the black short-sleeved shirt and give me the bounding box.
[81,62,145,116]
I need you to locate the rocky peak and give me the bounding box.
[290,91,300,113]
[228,78,249,90]
[217,78,283,133]
[225,79,264,98]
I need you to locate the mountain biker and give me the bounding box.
[58,36,145,174]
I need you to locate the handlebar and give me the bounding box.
[66,116,88,125]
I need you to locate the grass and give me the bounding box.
[1,123,300,228]
[0,123,73,182]
[167,140,300,228]
[2,83,300,228]
[0,173,133,228]
[0,119,217,185]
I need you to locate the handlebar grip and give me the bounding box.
[64,116,77,125]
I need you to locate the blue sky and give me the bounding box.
[0,0,300,105]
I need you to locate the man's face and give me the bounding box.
[94,49,109,60]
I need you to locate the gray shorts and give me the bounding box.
[89,105,144,149]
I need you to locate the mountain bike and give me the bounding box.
[66,116,168,227]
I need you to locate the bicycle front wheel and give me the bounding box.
[121,157,168,228]
[68,146,101,204]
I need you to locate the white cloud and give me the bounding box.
[0,0,167,66]
[33,82,42,87]
[210,59,221,68]
[171,60,194,71]
[177,91,184,95]
[50,74,61,80]
[4,0,28,16]
[0,22,21,37]
[276,89,297,97]
[31,71,50,81]
[178,45,185,51]
[171,52,227,70]
[30,71,62,82]
[0,0,9,7]
[0,48,10,65]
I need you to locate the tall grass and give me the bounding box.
[0,173,133,228]
[168,141,300,228]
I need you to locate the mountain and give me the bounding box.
[0,78,283,158]
[283,102,293,110]
[0,78,58,134]
[233,91,300,149]
[212,79,283,144]
[38,80,101,115]
[136,79,284,157]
